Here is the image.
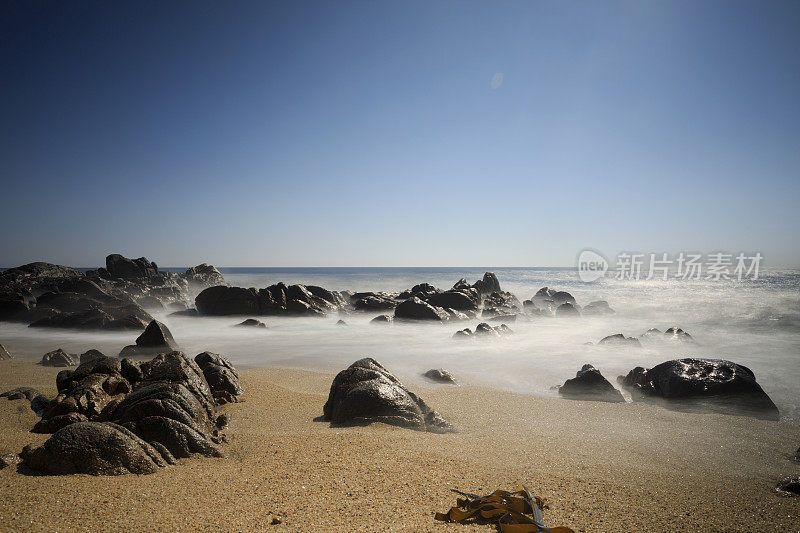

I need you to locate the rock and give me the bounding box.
[181,264,226,291]
[0,453,21,469]
[617,358,779,420]
[30,395,49,414]
[444,308,470,321]
[639,328,662,340]
[336,319,347,326]
[195,352,243,402]
[137,352,214,408]
[559,364,624,403]
[105,254,158,280]
[80,349,107,364]
[665,327,695,343]
[796,446,800,462]
[473,322,513,337]
[196,286,260,316]
[583,300,615,315]
[370,314,393,325]
[452,328,472,339]
[555,302,580,317]
[472,272,501,296]
[119,320,179,357]
[137,295,165,311]
[353,294,397,311]
[235,318,267,328]
[394,297,449,322]
[21,421,171,475]
[423,369,457,385]
[40,348,76,367]
[775,474,800,497]
[399,283,440,300]
[170,308,199,317]
[1,387,42,402]
[598,334,641,347]
[323,358,455,433]
[426,289,479,311]
[0,343,11,360]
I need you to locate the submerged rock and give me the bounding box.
[559,364,624,403]
[21,422,172,475]
[40,349,76,367]
[370,314,393,325]
[323,358,455,433]
[422,369,457,385]
[235,318,267,328]
[664,327,695,343]
[582,300,615,315]
[555,302,580,317]
[598,334,641,347]
[618,358,779,420]
[336,319,347,326]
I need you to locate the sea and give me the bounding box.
[2,267,799,422]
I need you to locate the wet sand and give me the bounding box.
[0,359,798,532]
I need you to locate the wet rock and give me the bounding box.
[555,302,580,317]
[665,327,695,343]
[394,297,449,322]
[598,334,641,347]
[80,349,106,365]
[119,320,179,357]
[195,352,243,402]
[776,474,800,497]
[559,364,624,403]
[323,358,456,433]
[40,348,76,367]
[235,318,267,328]
[423,369,457,385]
[181,264,226,291]
[398,283,440,300]
[617,358,779,420]
[0,343,11,360]
[196,286,260,316]
[445,308,470,321]
[30,395,49,414]
[122,415,222,459]
[1,453,21,469]
[21,421,171,475]
[370,314,393,325]
[583,300,615,315]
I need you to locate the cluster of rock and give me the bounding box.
[13,350,242,475]
[0,254,224,332]
[523,287,614,318]
[322,358,455,433]
[195,284,345,317]
[557,356,779,420]
[453,322,513,339]
[592,327,696,347]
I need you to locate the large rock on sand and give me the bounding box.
[195,352,243,403]
[618,358,779,420]
[323,358,455,433]
[394,297,449,321]
[21,421,173,475]
[559,364,624,403]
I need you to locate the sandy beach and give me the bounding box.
[1,358,797,532]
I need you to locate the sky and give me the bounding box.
[1,0,799,268]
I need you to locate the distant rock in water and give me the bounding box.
[370,314,393,325]
[105,254,159,280]
[454,323,512,339]
[422,369,457,385]
[181,264,226,292]
[235,318,267,328]
[195,283,338,317]
[559,364,624,403]
[582,300,615,316]
[336,319,347,326]
[598,334,641,347]
[0,343,11,360]
[394,297,449,322]
[119,320,179,358]
[40,349,76,367]
[323,358,456,433]
[555,302,580,317]
[618,358,779,420]
[664,327,695,343]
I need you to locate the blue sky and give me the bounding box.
[1,0,798,267]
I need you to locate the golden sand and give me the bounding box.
[0,359,798,532]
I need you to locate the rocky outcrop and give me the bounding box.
[195,352,243,404]
[119,320,179,358]
[105,254,159,280]
[40,349,76,367]
[472,273,501,296]
[423,369,457,385]
[196,283,337,317]
[21,422,173,475]
[426,288,479,312]
[394,297,449,321]
[598,334,641,347]
[352,293,398,311]
[618,358,779,420]
[559,364,624,403]
[323,358,455,433]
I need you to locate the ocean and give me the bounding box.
[3,267,799,421]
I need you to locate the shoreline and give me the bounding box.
[1,359,798,531]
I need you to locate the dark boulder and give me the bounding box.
[555,302,580,317]
[394,297,449,322]
[119,320,179,357]
[40,349,76,367]
[235,318,267,328]
[472,272,501,296]
[426,289,479,311]
[170,308,199,317]
[0,344,11,360]
[195,352,243,403]
[598,334,641,347]
[353,294,397,311]
[105,254,158,280]
[80,349,107,365]
[776,474,800,497]
[422,369,457,385]
[21,421,171,475]
[196,286,260,316]
[399,283,440,300]
[617,358,779,420]
[323,358,455,433]
[137,352,214,409]
[559,364,624,403]
[583,300,615,315]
